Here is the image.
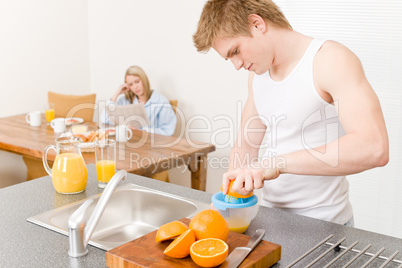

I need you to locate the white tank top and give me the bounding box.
[252,38,352,224]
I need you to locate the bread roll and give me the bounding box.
[90,131,109,142]
[86,131,97,142]
[73,134,88,142]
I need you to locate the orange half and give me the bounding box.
[221,180,253,199]
[190,238,229,267]
[156,221,188,242]
[163,229,195,258]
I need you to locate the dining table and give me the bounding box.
[0,114,215,191]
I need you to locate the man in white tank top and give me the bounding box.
[193,0,389,225]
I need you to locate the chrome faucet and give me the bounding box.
[68,170,127,257]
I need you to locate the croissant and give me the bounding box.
[73,134,88,143]
[87,131,108,142]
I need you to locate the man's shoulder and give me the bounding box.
[314,39,363,96]
[317,40,354,62]
[315,40,360,79]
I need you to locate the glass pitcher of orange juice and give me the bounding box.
[42,136,88,194]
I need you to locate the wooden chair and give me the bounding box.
[48,91,97,122]
[150,100,178,183]
[169,100,178,114]
[23,92,97,181]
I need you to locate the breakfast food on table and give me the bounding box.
[73,131,109,143]
[104,128,116,136]
[71,124,88,134]
[65,118,80,125]
[72,134,88,142]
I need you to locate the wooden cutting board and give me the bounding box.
[106,218,281,268]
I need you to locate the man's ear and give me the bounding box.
[248,14,267,33]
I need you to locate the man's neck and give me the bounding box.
[269,29,312,81]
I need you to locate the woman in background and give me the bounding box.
[101,65,177,136]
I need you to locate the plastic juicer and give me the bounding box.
[212,191,259,233]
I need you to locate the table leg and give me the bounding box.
[22,156,48,181]
[150,170,170,182]
[188,154,207,191]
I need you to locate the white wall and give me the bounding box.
[0,0,91,183]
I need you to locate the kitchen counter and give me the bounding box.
[1,164,402,268]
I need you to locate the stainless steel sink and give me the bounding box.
[28,183,210,251]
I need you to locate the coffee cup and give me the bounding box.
[116,125,133,142]
[26,111,42,127]
[50,118,66,133]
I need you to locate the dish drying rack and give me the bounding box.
[287,234,402,268]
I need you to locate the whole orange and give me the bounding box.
[189,209,229,241]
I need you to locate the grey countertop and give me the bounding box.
[1,164,402,268]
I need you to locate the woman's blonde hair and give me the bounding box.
[193,0,291,53]
[124,65,151,103]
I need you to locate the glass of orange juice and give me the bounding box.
[95,139,116,188]
[45,102,55,125]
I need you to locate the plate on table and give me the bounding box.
[65,117,84,126]
[102,127,116,136]
[62,130,110,152]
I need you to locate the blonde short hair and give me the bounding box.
[124,66,151,103]
[193,0,291,52]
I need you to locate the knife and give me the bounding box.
[220,229,266,268]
